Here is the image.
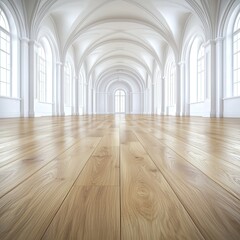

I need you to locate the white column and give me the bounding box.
[93,89,97,114]
[79,80,83,114]
[161,76,165,115]
[60,62,65,116]
[20,38,29,117]
[75,75,79,115]
[56,62,62,116]
[216,37,224,117]
[28,40,38,117]
[83,83,86,115]
[52,60,57,116]
[96,92,99,114]
[178,61,185,116]
[144,89,147,114]
[141,91,144,114]
[88,85,93,114]
[185,60,190,116]
[92,88,95,114]
[205,40,217,117]
[151,83,155,114]
[86,83,89,114]
[146,88,150,114]
[176,63,181,116]
[105,92,108,113]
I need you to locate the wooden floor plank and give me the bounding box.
[42,186,120,240]
[129,119,240,199]
[0,137,101,240]
[145,128,240,199]
[76,132,119,186]
[133,130,240,240]
[0,115,240,240]
[156,121,240,168]
[120,135,204,240]
[43,129,120,239]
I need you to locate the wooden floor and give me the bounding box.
[0,115,240,240]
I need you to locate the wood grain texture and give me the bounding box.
[120,141,204,240]
[42,186,120,240]
[76,133,119,186]
[0,136,101,240]
[148,145,240,240]
[147,127,240,199]
[133,130,240,240]
[0,115,240,240]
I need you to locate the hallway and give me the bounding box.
[0,115,240,239]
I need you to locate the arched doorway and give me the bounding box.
[115,89,126,113]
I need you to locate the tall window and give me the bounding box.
[39,45,46,102]
[190,38,205,103]
[115,89,125,113]
[38,38,52,103]
[197,45,205,101]
[233,13,240,96]
[64,62,71,106]
[0,8,11,97]
[168,62,176,106]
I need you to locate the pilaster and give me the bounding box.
[20,37,29,117]
[178,61,186,116]
[216,37,224,117]
[75,75,79,115]
[28,40,39,117]
[204,39,217,117]
[161,76,165,115]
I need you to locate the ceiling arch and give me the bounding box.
[19,0,227,94]
[96,67,145,91]
[88,55,152,80]
[64,19,176,63]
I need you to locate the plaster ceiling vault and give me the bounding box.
[10,0,235,91]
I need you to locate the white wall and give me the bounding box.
[96,92,105,114]
[223,97,240,117]
[64,106,72,115]
[190,102,205,116]
[167,106,176,116]
[189,99,212,117]
[0,97,21,117]
[132,92,142,114]
[35,102,53,117]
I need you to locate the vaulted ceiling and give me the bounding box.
[14,0,231,88]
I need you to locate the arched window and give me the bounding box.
[233,12,240,96]
[197,45,205,101]
[38,45,46,102]
[0,8,11,97]
[115,89,125,113]
[190,37,205,103]
[38,38,52,103]
[167,62,176,107]
[64,61,72,106]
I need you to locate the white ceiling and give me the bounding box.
[19,0,227,87]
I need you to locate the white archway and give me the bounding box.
[114,89,126,113]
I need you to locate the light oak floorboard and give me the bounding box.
[42,186,120,240]
[120,135,203,240]
[133,130,240,240]
[0,115,239,239]
[0,136,101,240]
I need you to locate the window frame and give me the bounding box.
[37,37,53,104]
[232,12,240,97]
[167,62,176,107]
[64,61,72,107]
[115,89,126,113]
[38,44,47,103]
[197,45,205,102]
[0,8,12,98]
